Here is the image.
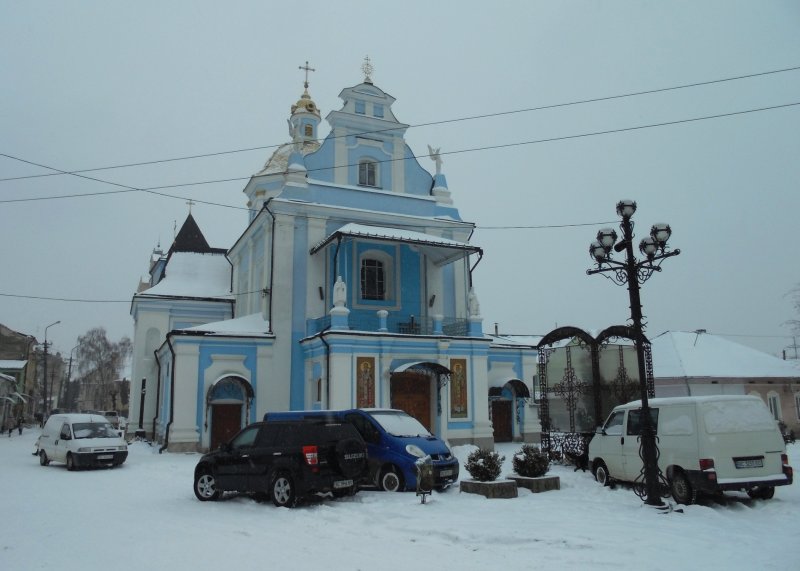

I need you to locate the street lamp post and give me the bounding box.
[41,320,61,421]
[587,200,680,507]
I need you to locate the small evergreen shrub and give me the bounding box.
[512,444,550,478]
[464,448,504,482]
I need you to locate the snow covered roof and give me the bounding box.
[181,313,271,337]
[254,140,320,176]
[310,223,481,266]
[135,252,232,300]
[651,330,800,379]
[0,360,27,370]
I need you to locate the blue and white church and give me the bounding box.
[129,63,540,452]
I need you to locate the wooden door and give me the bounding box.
[211,404,242,450]
[390,373,432,432]
[492,400,513,442]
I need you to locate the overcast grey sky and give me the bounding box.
[2,1,799,361]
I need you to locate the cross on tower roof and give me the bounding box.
[361,55,374,84]
[186,199,196,213]
[299,60,315,89]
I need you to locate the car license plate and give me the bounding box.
[439,469,453,477]
[734,458,763,469]
[97,454,113,460]
[333,479,353,489]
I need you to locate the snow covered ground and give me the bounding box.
[2,429,798,570]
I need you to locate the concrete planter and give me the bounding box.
[459,479,518,499]
[508,475,560,493]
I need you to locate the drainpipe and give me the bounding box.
[158,336,176,454]
[333,234,343,290]
[152,348,162,442]
[320,330,331,408]
[263,199,276,334]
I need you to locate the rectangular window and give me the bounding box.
[373,104,384,118]
[768,394,781,420]
[358,161,376,187]
[796,393,800,420]
[626,408,659,436]
[360,259,385,300]
[355,100,366,114]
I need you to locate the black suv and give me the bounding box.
[193,420,368,507]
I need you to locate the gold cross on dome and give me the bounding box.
[361,55,374,83]
[299,60,315,88]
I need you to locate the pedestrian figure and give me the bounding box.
[17,417,23,435]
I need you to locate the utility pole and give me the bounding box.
[41,321,60,423]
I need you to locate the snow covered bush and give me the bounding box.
[512,444,550,478]
[464,448,504,482]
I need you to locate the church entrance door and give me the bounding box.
[491,400,513,442]
[390,373,432,432]
[211,404,242,450]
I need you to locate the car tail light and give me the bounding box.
[781,454,789,466]
[303,445,318,466]
[699,458,715,471]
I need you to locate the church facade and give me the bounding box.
[129,64,540,452]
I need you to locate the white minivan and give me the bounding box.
[37,413,128,471]
[588,395,793,504]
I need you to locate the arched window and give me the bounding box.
[360,258,385,300]
[358,159,378,187]
[304,124,313,137]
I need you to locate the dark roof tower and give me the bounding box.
[170,213,213,254]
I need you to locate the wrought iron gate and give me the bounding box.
[537,325,654,462]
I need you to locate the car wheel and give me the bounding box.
[379,466,403,492]
[747,486,775,500]
[194,470,220,501]
[66,453,77,471]
[39,450,50,466]
[593,461,610,487]
[271,472,297,508]
[670,470,695,505]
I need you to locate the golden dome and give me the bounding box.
[291,88,319,116]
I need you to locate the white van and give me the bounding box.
[588,395,793,504]
[37,413,128,471]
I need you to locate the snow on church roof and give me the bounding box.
[651,330,800,379]
[137,252,232,300]
[183,313,270,337]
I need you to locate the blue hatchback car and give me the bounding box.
[265,408,459,492]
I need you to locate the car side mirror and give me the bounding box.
[595,426,605,435]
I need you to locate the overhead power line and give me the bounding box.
[1,100,798,209]
[1,64,798,184]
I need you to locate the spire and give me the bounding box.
[291,60,320,117]
[170,213,211,253]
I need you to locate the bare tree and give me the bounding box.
[76,328,131,411]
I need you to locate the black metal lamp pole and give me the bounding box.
[587,200,680,506]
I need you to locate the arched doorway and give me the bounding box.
[489,380,530,443]
[206,376,254,450]
[390,362,451,434]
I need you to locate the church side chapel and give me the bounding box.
[129,59,540,452]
